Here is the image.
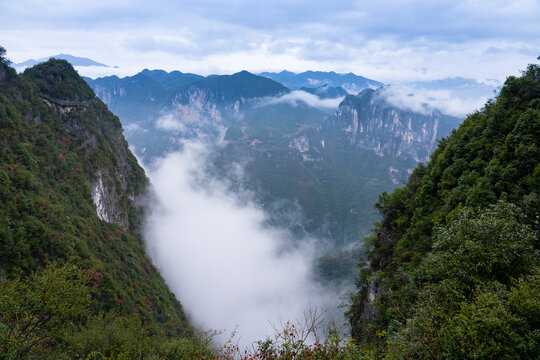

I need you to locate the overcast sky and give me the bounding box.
[1,0,538,82]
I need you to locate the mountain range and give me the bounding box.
[259,70,383,92]
[83,68,462,286]
[2,47,537,358]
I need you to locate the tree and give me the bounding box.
[0,46,9,66]
[0,264,91,358]
[385,201,539,359]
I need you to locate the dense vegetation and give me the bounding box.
[347,63,540,358]
[0,55,195,358]
[2,46,538,358]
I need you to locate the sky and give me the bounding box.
[1,0,539,82]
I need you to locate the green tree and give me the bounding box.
[385,202,539,359]
[0,264,91,359]
[0,46,7,65]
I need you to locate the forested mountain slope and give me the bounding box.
[0,55,193,358]
[347,63,540,358]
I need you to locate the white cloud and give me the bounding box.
[1,1,538,82]
[380,85,489,117]
[155,113,187,132]
[144,141,335,349]
[260,90,345,109]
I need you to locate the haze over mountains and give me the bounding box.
[2,42,538,357]
[2,0,538,355]
[82,65,464,345]
[83,67,462,273]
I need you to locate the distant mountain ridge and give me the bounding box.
[15,54,110,69]
[259,70,383,92]
[300,84,349,99]
[328,88,461,163]
[84,67,463,244]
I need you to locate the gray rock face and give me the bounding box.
[41,94,144,230]
[92,84,125,106]
[167,87,243,132]
[328,88,461,163]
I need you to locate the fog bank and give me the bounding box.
[144,141,333,347]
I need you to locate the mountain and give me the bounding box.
[84,72,175,125]
[327,88,461,164]
[347,63,539,357]
[0,58,194,357]
[85,70,290,160]
[139,68,204,88]
[85,70,287,125]
[175,70,289,104]
[15,54,110,69]
[86,66,463,287]
[217,87,461,247]
[259,70,382,92]
[300,84,348,99]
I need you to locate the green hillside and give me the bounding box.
[347,63,540,358]
[0,54,198,358]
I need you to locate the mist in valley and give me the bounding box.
[143,140,347,348]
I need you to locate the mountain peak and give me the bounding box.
[23,59,95,101]
[233,70,253,76]
[15,54,110,69]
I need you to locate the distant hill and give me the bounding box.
[218,86,462,245]
[259,70,382,92]
[300,84,349,99]
[85,70,290,159]
[172,70,289,105]
[15,54,110,69]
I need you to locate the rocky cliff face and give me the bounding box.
[327,88,461,163]
[40,85,145,230]
[167,86,243,133]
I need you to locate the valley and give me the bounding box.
[1,43,537,358]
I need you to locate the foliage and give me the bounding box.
[347,62,540,357]
[216,309,365,360]
[23,59,95,101]
[0,54,190,344]
[62,313,215,360]
[0,46,8,66]
[0,264,91,359]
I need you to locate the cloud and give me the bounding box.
[155,113,186,132]
[379,85,490,117]
[260,90,345,109]
[144,141,335,348]
[1,1,538,83]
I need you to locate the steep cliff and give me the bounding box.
[0,59,189,336]
[329,88,460,162]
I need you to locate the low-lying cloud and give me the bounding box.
[261,90,345,109]
[380,85,490,117]
[144,141,333,348]
[155,113,187,132]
